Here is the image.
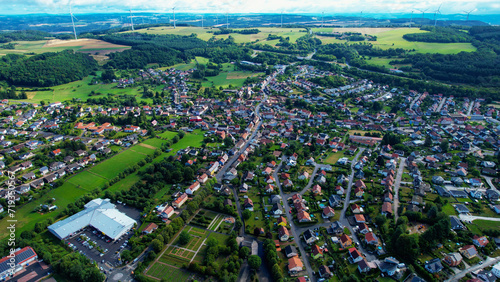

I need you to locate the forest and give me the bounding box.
[212,28,260,35]
[0,50,98,87]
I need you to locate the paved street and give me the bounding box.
[445,256,500,281]
[274,157,315,281]
[393,157,406,221]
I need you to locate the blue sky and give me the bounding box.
[0,0,498,15]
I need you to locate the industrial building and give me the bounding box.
[48,198,136,240]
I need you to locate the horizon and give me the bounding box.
[1,0,500,16]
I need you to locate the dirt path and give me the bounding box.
[138,143,157,150]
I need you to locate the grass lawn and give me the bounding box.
[89,145,154,179]
[442,203,457,216]
[158,131,178,139]
[472,219,500,232]
[67,171,108,190]
[169,59,197,71]
[323,152,345,165]
[106,173,141,193]
[207,232,229,245]
[141,138,166,149]
[146,262,191,281]
[187,226,209,237]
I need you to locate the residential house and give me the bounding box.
[340,234,353,249]
[473,235,489,248]
[142,223,159,234]
[297,210,312,222]
[288,257,303,273]
[303,229,317,244]
[460,245,478,259]
[349,247,363,263]
[284,245,298,258]
[424,258,443,274]
[322,206,335,218]
[243,198,254,211]
[364,232,378,245]
[443,253,462,267]
[311,245,323,259]
[278,226,290,241]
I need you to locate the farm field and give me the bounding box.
[313,27,476,54]
[126,26,307,44]
[0,39,130,57]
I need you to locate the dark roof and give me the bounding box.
[0,247,37,273]
[303,229,314,241]
[285,245,298,256]
[425,258,443,273]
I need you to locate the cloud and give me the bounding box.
[0,0,499,14]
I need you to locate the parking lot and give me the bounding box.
[65,203,142,270]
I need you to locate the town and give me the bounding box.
[1,58,500,282]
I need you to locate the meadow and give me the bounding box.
[200,63,263,88]
[18,73,154,104]
[125,26,308,45]
[146,262,191,281]
[313,27,476,54]
[129,26,476,55]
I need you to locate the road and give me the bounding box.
[436,97,447,113]
[445,256,500,281]
[482,175,499,193]
[409,94,421,109]
[297,163,333,196]
[393,158,406,221]
[340,148,365,222]
[274,157,316,281]
[467,100,475,116]
[458,214,500,222]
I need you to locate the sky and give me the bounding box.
[0,0,499,15]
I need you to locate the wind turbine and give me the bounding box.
[416,8,429,26]
[321,11,324,28]
[172,7,176,28]
[358,11,363,27]
[226,12,229,29]
[69,7,78,40]
[215,14,219,26]
[409,10,414,28]
[281,11,283,28]
[129,10,135,31]
[464,8,476,21]
[433,4,442,27]
[197,15,204,28]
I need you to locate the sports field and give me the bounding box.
[89,145,155,179]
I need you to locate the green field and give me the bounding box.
[141,138,166,148]
[313,27,476,54]
[125,26,307,44]
[106,173,142,193]
[200,63,263,88]
[473,219,500,232]
[158,131,178,139]
[18,73,153,104]
[146,262,191,281]
[0,39,130,57]
[89,145,155,179]
[67,171,108,189]
[207,232,229,245]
